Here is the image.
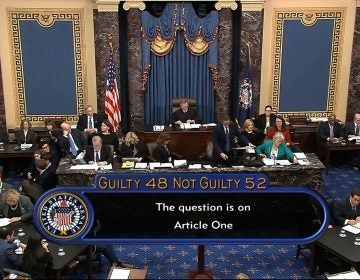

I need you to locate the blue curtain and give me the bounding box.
[142,3,218,125]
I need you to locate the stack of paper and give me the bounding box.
[0,218,10,227]
[135,162,148,169]
[188,164,202,169]
[70,163,113,170]
[174,160,187,168]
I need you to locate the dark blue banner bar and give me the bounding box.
[34,173,329,245]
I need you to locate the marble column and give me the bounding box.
[347,8,360,122]
[93,11,120,116]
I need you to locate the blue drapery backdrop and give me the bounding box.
[142,3,218,125]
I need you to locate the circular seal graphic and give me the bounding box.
[38,192,89,239]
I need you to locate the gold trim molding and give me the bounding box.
[215,1,238,10]
[240,0,265,11]
[123,1,145,11]
[7,8,86,124]
[269,8,344,119]
[94,0,120,12]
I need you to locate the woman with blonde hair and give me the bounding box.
[119,132,148,161]
[0,189,34,222]
[240,119,265,147]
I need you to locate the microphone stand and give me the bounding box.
[272,153,276,166]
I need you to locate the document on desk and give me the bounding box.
[181,123,201,129]
[0,218,10,227]
[109,268,130,279]
[262,158,292,166]
[135,162,148,169]
[70,163,113,170]
[343,224,360,234]
[174,159,187,168]
[188,164,202,169]
[294,152,306,159]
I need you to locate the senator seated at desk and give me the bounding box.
[170,98,201,128]
[84,136,113,166]
[256,132,298,163]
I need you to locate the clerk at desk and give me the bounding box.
[171,99,201,126]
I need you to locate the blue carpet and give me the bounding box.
[6,166,358,279]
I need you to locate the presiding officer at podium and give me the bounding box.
[171,99,201,126]
[212,114,246,166]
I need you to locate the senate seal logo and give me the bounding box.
[38,192,89,239]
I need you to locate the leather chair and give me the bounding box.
[172,97,197,112]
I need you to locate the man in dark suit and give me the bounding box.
[333,189,360,226]
[255,105,277,134]
[343,113,360,139]
[21,158,57,201]
[212,114,246,166]
[171,99,201,127]
[57,122,86,158]
[77,105,102,143]
[317,113,343,142]
[343,113,360,170]
[84,136,113,166]
[0,227,24,271]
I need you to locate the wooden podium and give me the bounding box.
[188,245,213,279]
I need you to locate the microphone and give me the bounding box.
[271,153,276,166]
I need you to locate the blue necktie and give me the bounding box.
[89,117,93,129]
[68,134,77,156]
[225,127,230,152]
[95,151,100,162]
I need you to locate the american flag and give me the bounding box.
[105,41,121,131]
[54,201,72,226]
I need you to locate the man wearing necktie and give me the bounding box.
[344,113,360,138]
[77,105,101,144]
[333,189,360,226]
[344,113,360,170]
[317,113,343,143]
[84,136,113,166]
[212,114,247,166]
[58,122,86,158]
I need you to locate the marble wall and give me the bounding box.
[347,8,360,122]
[93,11,120,116]
[0,63,5,126]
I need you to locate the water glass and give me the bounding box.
[58,247,65,256]
[339,229,347,238]
[18,228,25,237]
[354,236,360,246]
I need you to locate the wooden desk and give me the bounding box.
[0,144,34,158]
[290,123,319,153]
[136,129,213,161]
[310,227,360,276]
[56,153,325,190]
[6,222,92,279]
[320,142,360,167]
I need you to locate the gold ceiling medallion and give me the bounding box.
[301,12,317,26]
[37,13,55,27]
